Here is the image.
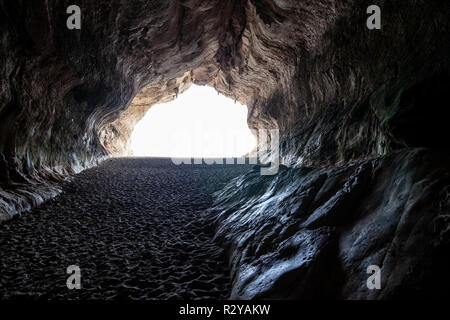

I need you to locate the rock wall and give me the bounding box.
[211,149,450,299]
[0,0,449,298]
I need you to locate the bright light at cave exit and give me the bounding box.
[130,85,257,158]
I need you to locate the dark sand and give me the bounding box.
[0,158,251,300]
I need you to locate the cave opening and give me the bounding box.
[0,0,449,301]
[129,85,256,159]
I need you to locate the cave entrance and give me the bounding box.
[130,85,256,158]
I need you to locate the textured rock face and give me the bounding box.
[211,149,450,299]
[0,0,449,298]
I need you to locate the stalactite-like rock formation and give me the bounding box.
[0,0,449,298]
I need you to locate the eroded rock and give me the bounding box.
[211,149,450,299]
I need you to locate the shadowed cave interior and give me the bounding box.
[0,0,449,299]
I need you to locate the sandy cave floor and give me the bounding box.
[0,158,252,300]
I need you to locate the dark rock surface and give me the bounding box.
[0,158,251,299]
[211,149,450,299]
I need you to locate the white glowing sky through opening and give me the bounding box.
[130,85,256,158]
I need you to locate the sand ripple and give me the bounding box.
[0,158,251,300]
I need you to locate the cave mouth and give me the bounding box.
[0,0,449,301]
[129,85,256,158]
